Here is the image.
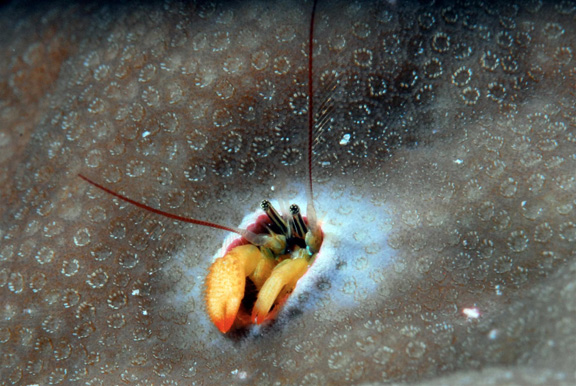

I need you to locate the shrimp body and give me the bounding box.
[205,202,321,333]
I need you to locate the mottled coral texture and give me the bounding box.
[1,0,576,384]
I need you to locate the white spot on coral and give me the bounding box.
[340,133,351,145]
[488,329,499,339]
[231,369,248,380]
[495,285,503,296]
[462,307,480,319]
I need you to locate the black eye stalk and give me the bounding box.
[290,204,308,239]
[260,200,310,240]
[261,199,289,235]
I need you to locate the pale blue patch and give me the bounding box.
[177,181,397,341]
[278,182,396,321]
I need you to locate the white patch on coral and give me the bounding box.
[278,182,396,320]
[176,181,397,343]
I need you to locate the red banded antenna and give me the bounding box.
[79,2,321,238]
[305,0,320,230]
[78,174,241,235]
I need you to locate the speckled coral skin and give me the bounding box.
[1,0,576,384]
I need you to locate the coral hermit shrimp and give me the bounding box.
[78,0,325,334]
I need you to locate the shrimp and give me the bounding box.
[78,0,323,334]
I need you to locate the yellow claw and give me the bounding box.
[252,251,310,324]
[250,248,276,290]
[205,244,262,333]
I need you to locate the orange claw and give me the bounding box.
[205,244,262,333]
[251,252,309,325]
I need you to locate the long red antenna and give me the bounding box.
[78,174,241,234]
[305,0,320,232]
[79,2,321,237]
[307,0,318,203]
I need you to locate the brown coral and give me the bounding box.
[1,0,576,384]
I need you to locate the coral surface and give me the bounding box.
[1,0,575,384]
